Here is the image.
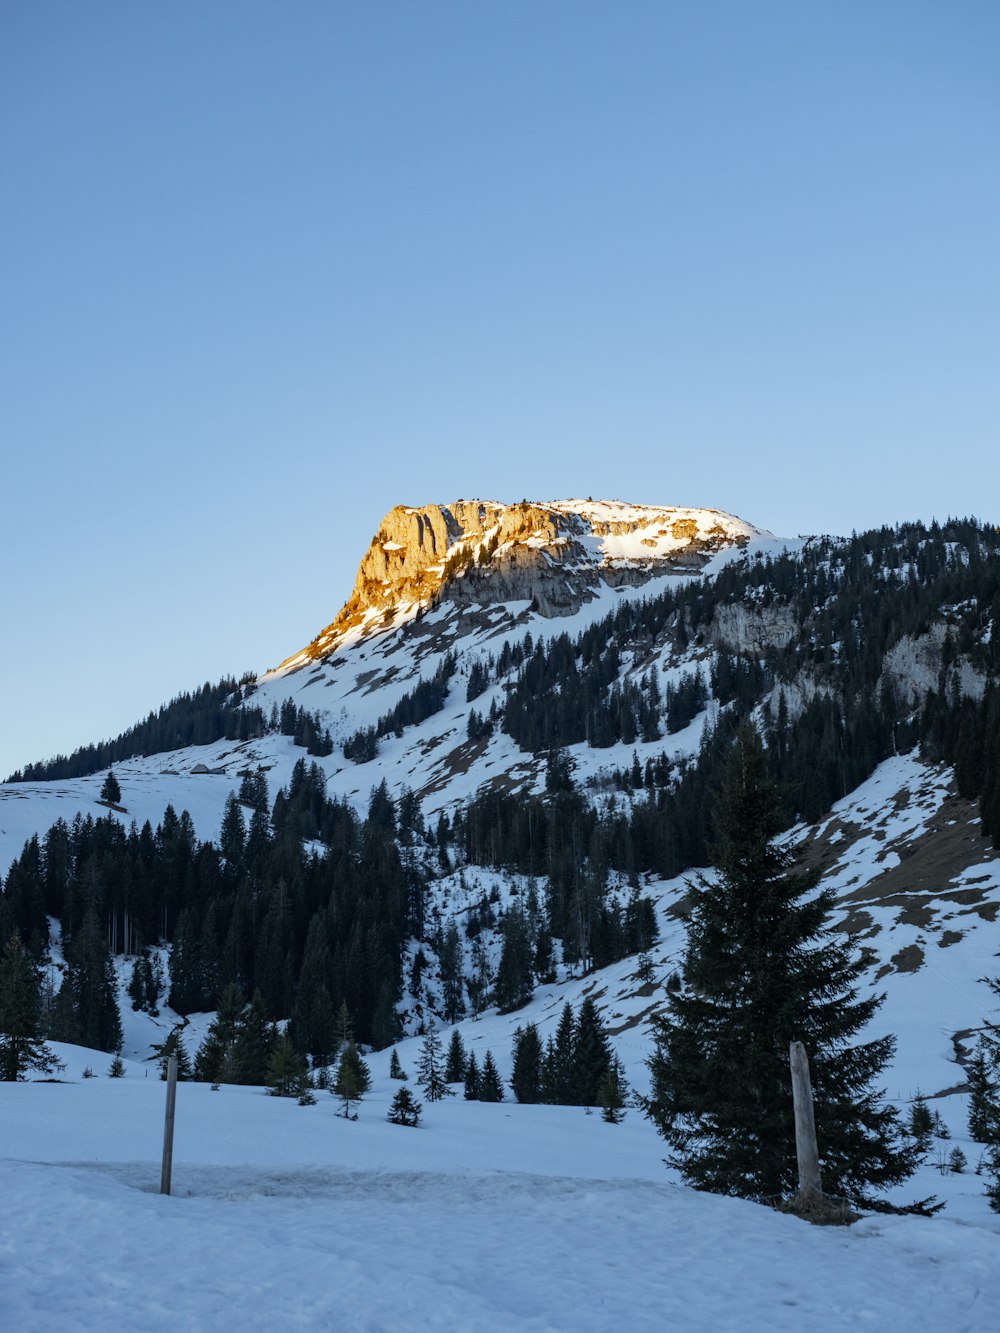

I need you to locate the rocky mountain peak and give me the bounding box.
[283,499,770,667]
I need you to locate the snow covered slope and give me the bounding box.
[2,1049,999,1331]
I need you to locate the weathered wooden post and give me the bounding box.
[789,1040,821,1198]
[160,1053,178,1196]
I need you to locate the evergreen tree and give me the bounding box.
[445,1029,468,1084]
[0,934,63,1081]
[464,1050,480,1100]
[909,1093,934,1153]
[387,1086,422,1127]
[967,1041,999,1144]
[107,1049,125,1078]
[194,983,246,1083]
[479,1049,504,1102]
[100,770,121,804]
[389,1047,407,1080]
[416,1022,453,1102]
[158,1027,193,1080]
[65,910,123,1054]
[645,722,918,1203]
[267,1031,309,1097]
[229,990,275,1085]
[510,1022,543,1103]
[600,1055,628,1124]
[493,907,534,1013]
[542,1003,576,1105]
[572,996,613,1107]
[333,1042,371,1118]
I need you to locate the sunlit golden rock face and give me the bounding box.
[283,499,768,665]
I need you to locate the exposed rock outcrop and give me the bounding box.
[282,498,771,666]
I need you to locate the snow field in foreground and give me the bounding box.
[3,1071,999,1332]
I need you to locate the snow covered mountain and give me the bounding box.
[2,503,999,1127]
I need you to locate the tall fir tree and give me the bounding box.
[0,934,63,1081]
[464,1050,480,1100]
[645,722,918,1203]
[333,1042,371,1118]
[510,1023,543,1103]
[416,1022,453,1102]
[479,1049,504,1102]
[445,1028,468,1084]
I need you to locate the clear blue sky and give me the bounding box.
[2,1,998,779]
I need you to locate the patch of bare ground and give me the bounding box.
[937,930,964,947]
[874,942,925,981]
[606,1002,664,1037]
[829,908,876,938]
[802,785,999,936]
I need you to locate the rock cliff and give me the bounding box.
[284,499,770,665]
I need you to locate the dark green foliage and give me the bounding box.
[510,1023,543,1104]
[438,922,465,1024]
[100,771,122,804]
[8,672,262,782]
[463,1051,480,1100]
[417,1023,453,1102]
[333,1042,371,1117]
[493,906,534,1013]
[108,1050,125,1077]
[466,660,490,702]
[267,1032,310,1097]
[127,949,161,1014]
[60,911,123,1054]
[909,1094,934,1152]
[542,1004,578,1106]
[600,1056,628,1124]
[0,934,63,1081]
[479,1049,504,1102]
[445,1029,467,1083]
[228,991,276,1085]
[645,723,918,1203]
[389,1047,407,1080]
[387,1086,422,1127]
[157,1027,193,1080]
[966,1041,999,1144]
[572,997,613,1107]
[194,983,246,1082]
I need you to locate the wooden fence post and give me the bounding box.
[789,1040,821,1198]
[160,1053,178,1196]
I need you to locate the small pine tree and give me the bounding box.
[909,1093,934,1152]
[417,1023,454,1102]
[387,1086,423,1127]
[194,983,246,1084]
[158,1028,192,1080]
[108,1050,125,1078]
[445,1029,468,1084]
[333,1043,371,1118]
[389,1048,407,1080]
[967,1042,998,1143]
[479,1050,504,1102]
[266,1032,309,1098]
[464,1051,480,1100]
[600,1056,628,1124]
[949,1146,967,1174]
[100,770,122,804]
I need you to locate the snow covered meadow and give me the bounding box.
[4,1043,999,1332]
